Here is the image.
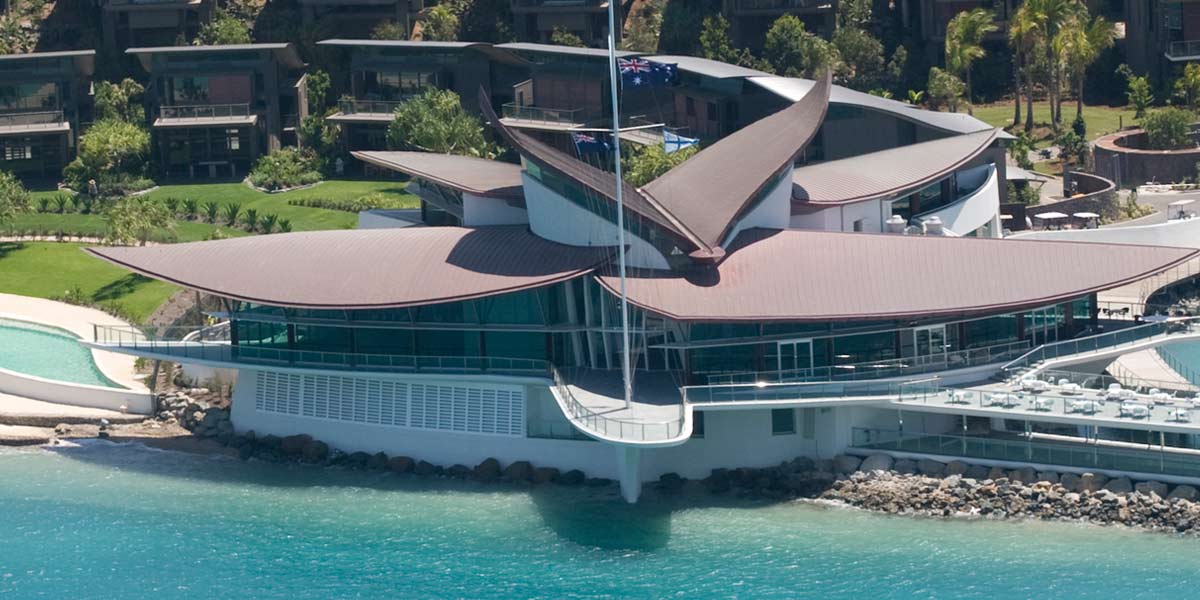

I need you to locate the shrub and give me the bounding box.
[202,201,220,223]
[1072,112,1087,137]
[286,193,416,213]
[223,202,241,226]
[248,148,323,191]
[62,119,152,194]
[1142,107,1195,150]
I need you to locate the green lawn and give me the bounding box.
[0,242,178,323]
[9,178,418,241]
[969,101,1138,141]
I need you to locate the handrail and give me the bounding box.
[501,102,590,126]
[1000,317,1200,379]
[1168,40,1200,59]
[338,99,406,115]
[1156,345,1200,388]
[550,365,685,443]
[159,103,251,120]
[703,340,1030,386]
[0,110,65,128]
[682,376,941,405]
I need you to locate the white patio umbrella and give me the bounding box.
[1033,212,1069,219]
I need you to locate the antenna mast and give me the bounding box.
[605,2,633,409]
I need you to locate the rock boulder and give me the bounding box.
[859,454,894,473]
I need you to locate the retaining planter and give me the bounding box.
[1026,171,1119,223]
[0,366,154,414]
[1094,129,1200,188]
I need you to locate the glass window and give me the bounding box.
[0,82,58,111]
[771,408,795,435]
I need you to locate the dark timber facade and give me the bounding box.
[0,51,94,182]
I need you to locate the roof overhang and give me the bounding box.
[352,150,525,200]
[126,43,305,71]
[0,121,70,136]
[153,115,258,128]
[326,112,394,124]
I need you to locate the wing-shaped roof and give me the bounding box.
[748,75,996,136]
[643,55,770,79]
[477,88,711,256]
[792,128,1001,205]
[598,229,1198,322]
[87,227,614,310]
[352,151,525,199]
[640,71,831,248]
[494,43,641,60]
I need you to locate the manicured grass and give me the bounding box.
[0,242,178,323]
[8,178,418,241]
[968,101,1138,141]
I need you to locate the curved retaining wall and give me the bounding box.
[1012,210,1200,248]
[1026,171,1119,222]
[0,366,154,414]
[1094,129,1200,188]
[917,164,1001,237]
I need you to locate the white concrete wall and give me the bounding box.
[522,172,669,269]
[356,209,422,230]
[918,164,1001,238]
[180,364,239,390]
[789,200,887,233]
[1013,213,1200,248]
[723,174,793,244]
[0,367,154,414]
[462,192,528,226]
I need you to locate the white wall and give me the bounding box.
[0,366,154,414]
[522,172,669,269]
[1013,213,1200,248]
[723,174,794,245]
[789,199,886,233]
[356,209,422,230]
[462,192,528,226]
[918,164,1001,238]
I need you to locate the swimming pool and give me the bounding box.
[0,318,122,388]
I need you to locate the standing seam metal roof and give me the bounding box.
[351,151,525,199]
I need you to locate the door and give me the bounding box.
[777,339,814,378]
[912,325,947,366]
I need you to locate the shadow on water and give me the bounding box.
[40,440,771,552]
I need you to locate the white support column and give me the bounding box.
[615,445,642,504]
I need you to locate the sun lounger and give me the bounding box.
[1168,408,1192,423]
[1068,399,1101,414]
[1120,402,1150,419]
[1060,383,1082,395]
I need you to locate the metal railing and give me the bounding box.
[1168,40,1200,59]
[159,104,251,121]
[0,110,65,129]
[732,0,831,11]
[1000,318,1200,379]
[1156,345,1200,388]
[703,340,1031,386]
[93,324,550,376]
[501,103,590,126]
[337,99,406,115]
[550,365,685,443]
[852,427,1200,479]
[682,376,941,405]
[512,0,603,8]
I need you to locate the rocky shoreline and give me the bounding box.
[119,392,1200,534]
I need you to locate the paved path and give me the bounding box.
[1110,350,1198,391]
[0,392,144,426]
[0,293,149,391]
[0,424,53,446]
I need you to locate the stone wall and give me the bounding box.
[1026,171,1119,223]
[1094,129,1200,188]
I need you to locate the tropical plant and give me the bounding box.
[1009,2,1041,130]
[223,202,242,227]
[1142,107,1195,150]
[387,88,499,158]
[1032,0,1082,128]
[944,8,998,115]
[927,67,966,112]
[61,119,152,193]
[277,218,293,233]
[764,14,838,79]
[906,89,925,106]
[622,144,699,187]
[621,0,664,53]
[52,194,67,214]
[422,5,459,41]
[182,198,198,219]
[248,147,323,191]
[260,213,278,234]
[196,10,251,45]
[105,196,173,246]
[164,196,180,215]
[1127,73,1154,120]
[241,208,259,232]
[1062,13,1117,118]
[1175,63,1200,113]
[202,201,220,223]
[94,79,146,123]
[832,27,884,90]
[0,170,28,228]
[306,69,332,113]
[1008,131,1036,169]
[837,0,872,29]
[1055,130,1089,166]
[550,28,585,48]
[370,20,407,41]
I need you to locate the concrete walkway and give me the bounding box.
[0,392,144,427]
[0,293,149,392]
[0,424,53,446]
[1110,350,1198,391]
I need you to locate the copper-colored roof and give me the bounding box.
[87,227,614,309]
[598,229,1198,322]
[640,71,831,249]
[352,151,525,199]
[792,129,1000,206]
[476,88,710,255]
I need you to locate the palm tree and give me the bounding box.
[1028,0,1081,129]
[906,89,925,106]
[945,8,998,115]
[1063,14,1117,118]
[1009,3,1042,129]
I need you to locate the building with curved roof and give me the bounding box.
[85,48,1200,504]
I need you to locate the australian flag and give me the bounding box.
[572,132,610,154]
[619,58,678,88]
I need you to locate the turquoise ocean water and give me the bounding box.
[0,319,119,388]
[2,442,1200,599]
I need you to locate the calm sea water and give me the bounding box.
[2,442,1199,599]
[0,319,118,388]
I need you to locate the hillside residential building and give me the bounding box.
[0,50,94,182]
[721,0,838,49]
[510,0,616,47]
[84,47,1198,502]
[100,0,213,55]
[1125,0,1200,85]
[300,0,423,37]
[127,44,308,179]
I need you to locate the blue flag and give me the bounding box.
[663,130,699,154]
[572,132,610,154]
[619,58,678,88]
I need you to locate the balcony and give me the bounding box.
[1167,40,1200,61]
[511,0,606,11]
[730,0,834,14]
[0,110,70,135]
[154,104,257,128]
[500,102,591,130]
[338,99,406,115]
[106,0,199,5]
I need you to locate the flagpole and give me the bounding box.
[605,4,632,410]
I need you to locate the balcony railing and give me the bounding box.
[501,103,590,127]
[338,99,406,115]
[1000,318,1200,379]
[106,0,194,5]
[852,428,1200,479]
[159,103,251,121]
[0,110,66,129]
[731,0,833,12]
[92,325,550,377]
[681,376,941,405]
[1168,40,1200,59]
[551,365,685,443]
[512,0,604,8]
